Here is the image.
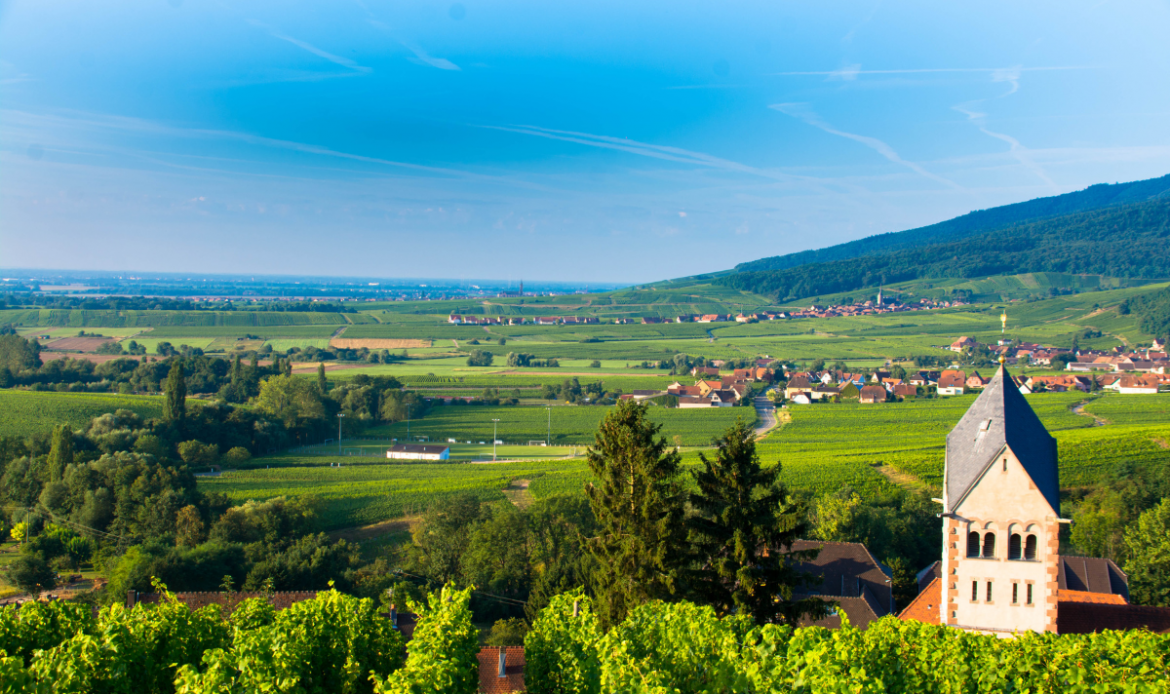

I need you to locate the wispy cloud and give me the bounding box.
[949,66,1058,192]
[0,108,564,194]
[367,19,460,71]
[953,101,1057,192]
[475,124,814,185]
[769,103,964,190]
[827,64,862,81]
[772,65,1089,78]
[247,20,371,74]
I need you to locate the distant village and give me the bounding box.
[447,290,962,326]
[611,335,1169,409]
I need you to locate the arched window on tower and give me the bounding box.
[967,531,981,557]
[1024,534,1038,561]
[1008,533,1022,560]
[982,532,996,559]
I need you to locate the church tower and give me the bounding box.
[877,287,883,306]
[940,360,1062,633]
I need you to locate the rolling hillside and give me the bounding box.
[736,173,1170,274]
[718,197,1170,302]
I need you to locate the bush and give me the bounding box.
[485,617,528,647]
[223,446,252,464]
[3,555,57,595]
[177,440,219,466]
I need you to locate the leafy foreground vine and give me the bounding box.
[3,585,1169,693]
[524,594,1170,694]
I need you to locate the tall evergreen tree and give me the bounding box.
[163,361,187,423]
[47,425,74,481]
[317,362,328,394]
[584,400,687,627]
[284,359,293,377]
[231,354,242,382]
[687,418,826,625]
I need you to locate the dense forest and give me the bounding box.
[719,198,1170,301]
[735,173,1170,274]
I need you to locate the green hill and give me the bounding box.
[736,173,1170,274]
[718,198,1170,302]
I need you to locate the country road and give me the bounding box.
[753,390,778,438]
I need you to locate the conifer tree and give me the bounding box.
[317,362,328,393]
[687,417,826,625]
[231,354,242,382]
[163,361,187,423]
[47,425,74,481]
[584,400,687,627]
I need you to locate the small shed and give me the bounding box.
[387,444,450,461]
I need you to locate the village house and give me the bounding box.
[937,370,966,396]
[966,372,987,390]
[1107,375,1160,394]
[696,379,722,395]
[950,336,977,353]
[809,385,841,402]
[691,366,719,378]
[892,383,918,400]
[858,385,887,404]
[785,375,815,400]
[788,540,895,630]
[535,316,559,325]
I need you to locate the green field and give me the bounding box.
[363,404,755,445]
[0,390,169,437]
[9,280,1170,538]
[199,457,585,530]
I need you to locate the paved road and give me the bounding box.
[753,390,778,438]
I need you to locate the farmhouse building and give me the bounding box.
[858,385,887,404]
[387,444,450,461]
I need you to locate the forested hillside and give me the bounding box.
[736,173,1170,274]
[1121,285,1170,341]
[719,198,1170,302]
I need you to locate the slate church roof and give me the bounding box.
[945,364,1060,515]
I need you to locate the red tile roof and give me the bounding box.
[898,577,941,625]
[478,647,526,693]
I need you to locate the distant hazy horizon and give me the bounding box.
[3,1,1169,282]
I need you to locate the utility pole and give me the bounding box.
[406,412,410,442]
[492,419,500,461]
[337,413,345,455]
[546,406,551,446]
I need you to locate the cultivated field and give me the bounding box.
[329,338,431,349]
[0,390,169,437]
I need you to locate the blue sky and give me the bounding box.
[2,0,1169,283]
